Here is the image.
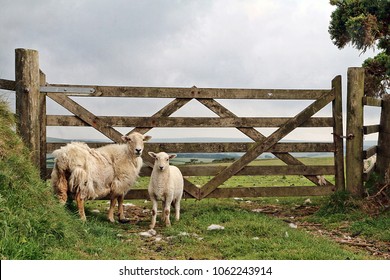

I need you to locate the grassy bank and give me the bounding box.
[0,100,140,259]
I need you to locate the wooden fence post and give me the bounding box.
[332,75,345,191]
[377,94,390,184]
[15,48,41,168]
[346,67,365,197]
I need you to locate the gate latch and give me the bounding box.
[332,133,354,140]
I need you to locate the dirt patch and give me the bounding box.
[121,203,151,225]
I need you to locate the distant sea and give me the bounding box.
[47,137,378,159]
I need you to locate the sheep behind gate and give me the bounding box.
[51,132,151,222]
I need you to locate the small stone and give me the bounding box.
[139,229,157,238]
[123,203,135,207]
[288,223,298,229]
[304,198,312,205]
[139,231,153,238]
[207,224,225,230]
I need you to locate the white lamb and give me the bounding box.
[51,132,151,222]
[148,152,184,229]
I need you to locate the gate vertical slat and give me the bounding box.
[377,95,390,184]
[332,75,345,191]
[39,70,47,179]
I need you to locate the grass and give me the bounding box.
[83,197,382,260]
[310,191,390,242]
[0,99,388,260]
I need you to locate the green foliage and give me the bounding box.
[363,171,381,196]
[316,190,359,216]
[329,0,389,51]
[349,212,390,241]
[329,0,390,97]
[363,52,390,97]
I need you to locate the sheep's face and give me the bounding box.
[149,152,177,171]
[121,132,152,157]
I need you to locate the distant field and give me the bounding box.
[136,157,335,189]
[171,156,334,166]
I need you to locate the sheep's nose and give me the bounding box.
[135,148,142,154]
[159,166,164,171]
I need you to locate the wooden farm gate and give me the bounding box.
[2,49,347,200]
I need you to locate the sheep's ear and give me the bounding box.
[169,154,177,160]
[121,135,130,142]
[143,135,152,142]
[148,152,157,159]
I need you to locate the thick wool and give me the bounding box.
[51,132,151,222]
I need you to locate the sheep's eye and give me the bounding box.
[166,158,169,161]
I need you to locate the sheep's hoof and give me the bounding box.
[119,218,131,224]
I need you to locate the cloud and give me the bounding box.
[0,0,380,141]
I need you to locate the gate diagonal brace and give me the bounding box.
[47,93,123,143]
[196,98,333,187]
[198,91,335,199]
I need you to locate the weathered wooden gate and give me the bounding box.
[3,49,347,200]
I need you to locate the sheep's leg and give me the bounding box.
[174,199,180,221]
[56,173,69,204]
[117,195,128,222]
[75,192,86,222]
[150,197,158,229]
[160,200,166,224]
[108,198,117,223]
[52,167,68,205]
[163,199,172,227]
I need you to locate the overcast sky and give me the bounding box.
[0,0,380,141]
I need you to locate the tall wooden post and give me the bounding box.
[15,49,41,168]
[377,94,390,184]
[346,67,365,197]
[332,75,345,191]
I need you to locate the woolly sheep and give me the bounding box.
[148,152,184,229]
[51,132,151,222]
[363,154,377,173]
